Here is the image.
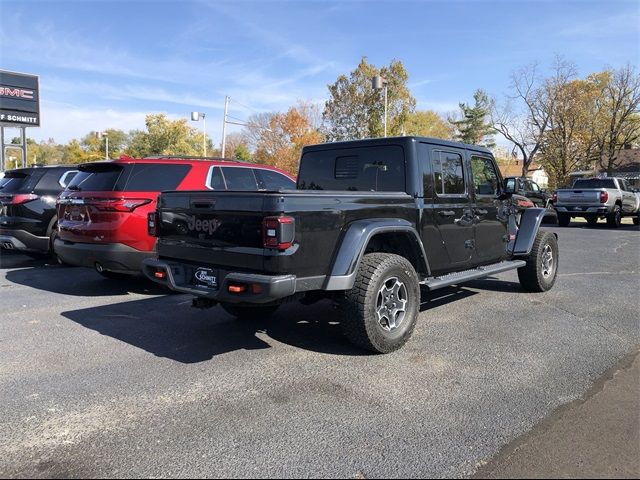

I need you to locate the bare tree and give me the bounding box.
[595,65,640,175]
[491,58,577,177]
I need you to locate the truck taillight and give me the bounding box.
[148,212,159,237]
[91,198,152,212]
[262,216,295,251]
[600,191,609,203]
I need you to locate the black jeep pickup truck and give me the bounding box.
[144,137,558,353]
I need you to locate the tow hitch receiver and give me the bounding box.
[191,297,217,309]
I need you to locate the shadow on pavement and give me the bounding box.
[5,263,169,297]
[62,285,484,363]
[0,250,50,269]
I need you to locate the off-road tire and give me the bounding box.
[220,303,279,321]
[339,253,420,354]
[607,204,622,228]
[518,230,559,292]
[558,214,570,227]
[586,216,598,227]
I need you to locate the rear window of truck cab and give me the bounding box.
[572,178,617,189]
[297,145,405,192]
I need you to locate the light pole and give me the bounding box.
[191,111,207,157]
[95,131,109,159]
[221,96,230,158]
[372,75,389,137]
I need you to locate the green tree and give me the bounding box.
[323,57,416,141]
[125,114,211,157]
[403,110,454,139]
[233,143,252,162]
[451,89,495,147]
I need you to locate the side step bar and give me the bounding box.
[421,260,526,291]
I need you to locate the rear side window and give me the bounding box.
[0,170,45,193]
[34,169,79,191]
[470,156,499,195]
[207,167,226,190]
[220,167,258,190]
[433,150,465,195]
[297,145,405,191]
[124,164,191,191]
[254,169,295,190]
[573,178,617,189]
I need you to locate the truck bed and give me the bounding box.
[155,189,417,278]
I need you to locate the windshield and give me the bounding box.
[573,178,617,189]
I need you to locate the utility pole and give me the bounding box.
[221,95,230,158]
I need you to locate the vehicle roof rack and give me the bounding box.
[142,155,239,162]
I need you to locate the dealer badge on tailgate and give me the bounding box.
[194,268,218,289]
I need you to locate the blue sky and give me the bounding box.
[0,0,638,146]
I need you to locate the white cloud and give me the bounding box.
[27,101,182,144]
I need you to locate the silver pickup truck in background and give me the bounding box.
[555,177,640,228]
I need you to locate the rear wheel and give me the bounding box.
[518,230,559,292]
[606,204,622,228]
[339,253,420,354]
[558,214,571,227]
[48,223,65,265]
[220,303,279,321]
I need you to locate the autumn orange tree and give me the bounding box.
[248,102,324,174]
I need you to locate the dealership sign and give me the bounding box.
[0,70,40,127]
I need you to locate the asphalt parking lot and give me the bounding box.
[1,221,639,478]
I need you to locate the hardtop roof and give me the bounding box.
[301,136,493,155]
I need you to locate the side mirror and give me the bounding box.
[503,178,516,194]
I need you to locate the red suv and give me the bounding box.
[55,156,296,278]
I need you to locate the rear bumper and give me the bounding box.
[143,258,310,304]
[0,228,49,252]
[556,206,610,215]
[54,239,152,274]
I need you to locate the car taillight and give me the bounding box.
[262,215,295,251]
[517,199,535,208]
[552,192,557,203]
[600,191,609,203]
[0,194,39,205]
[148,212,159,237]
[91,198,152,212]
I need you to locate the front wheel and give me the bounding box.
[339,253,420,354]
[518,230,559,292]
[220,303,279,321]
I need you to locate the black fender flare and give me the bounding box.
[323,218,430,291]
[511,208,556,256]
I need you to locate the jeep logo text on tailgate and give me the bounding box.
[187,216,221,235]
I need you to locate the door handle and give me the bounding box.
[475,208,488,215]
[439,210,456,217]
